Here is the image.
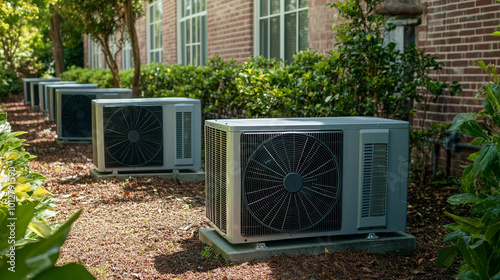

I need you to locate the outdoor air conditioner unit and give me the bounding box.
[204,117,409,244]
[23,78,61,105]
[91,97,202,173]
[55,88,133,142]
[38,81,76,114]
[47,83,98,122]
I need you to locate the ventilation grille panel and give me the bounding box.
[103,105,164,168]
[61,94,96,138]
[176,111,193,160]
[361,143,388,218]
[205,126,227,234]
[240,131,343,237]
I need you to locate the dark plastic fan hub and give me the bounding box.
[283,172,303,193]
[243,133,340,232]
[128,130,141,143]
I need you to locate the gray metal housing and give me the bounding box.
[55,88,133,141]
[91,97,202,173]
[38,81,76,114]
[204,117,409,244]
[23,78,61,105]
[46,84,98,122]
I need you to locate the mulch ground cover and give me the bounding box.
[2,92,464,279]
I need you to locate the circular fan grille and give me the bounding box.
[243,133,340,232]
[61,94,92,137]
[104,106,163,167]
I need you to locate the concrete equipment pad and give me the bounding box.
[89,168,205,183]
[199,228,416,263]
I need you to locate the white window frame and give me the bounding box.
[254,0,309,61]
[177,0,207,66]
[122,37,134,70]
[147,0,163,63]
[88,36,102,69]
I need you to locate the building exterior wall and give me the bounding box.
[416,0,500,175]
[206,0,254,63]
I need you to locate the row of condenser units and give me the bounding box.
[23,77,202,173]
[24,78,411,244]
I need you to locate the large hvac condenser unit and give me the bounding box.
[204,117,409,244]
[55,88,133,142]
[91,97,202,173]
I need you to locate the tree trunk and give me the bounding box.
[123,0,141,98]
[49,5,65,76]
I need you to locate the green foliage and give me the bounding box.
[327,0,461,120]
[0,112,94,279]
[409,123,451,185]
[60,66,115,88]
[436,62,500,279]
[0,66,22,96]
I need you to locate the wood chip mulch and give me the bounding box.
[2,92,463,279]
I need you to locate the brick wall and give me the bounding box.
[206,0,254,63]
[417,0,500,175]
[309,0,339,55]
[162,0,177,64]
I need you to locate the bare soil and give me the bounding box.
[3,93,463,279]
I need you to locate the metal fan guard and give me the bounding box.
[243,133,340,232]
[104,106,163,167]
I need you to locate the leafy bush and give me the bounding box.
[0,112,93,279]
[436,61,500,279]
[0,66,22,96]
[60,65,115,88]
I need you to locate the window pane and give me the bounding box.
[300,0,308,9]
[285,0,297,11]
[270,16,280,59]
[186,19,191,44]
[270,0,279,15]
[260,0,268,16]
[155,2,162,20]
[185,0,191,16]
[150,25,154,50]
[259,19,268,57]
[156,22,162,49]
[299,10,308,51]
[192,17,197,44]
[201,0,205,12]
[194,0,199,14]
[285,13,296,62]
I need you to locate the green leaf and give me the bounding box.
[448,193,481,205]
[450,113,478,132]
[474,60,488,72]
[436,246,459,267]
[27,219,53,239]
[489,252,500,278]
[0,210,82,279]
[0,202,37,253]
[485,222,500,245]
[473,143,499,178]
[34,263,95,280]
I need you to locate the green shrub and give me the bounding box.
[0,66,22,96]
[61,66,114,88]
[436,61,500,280]
[0,112,93,279]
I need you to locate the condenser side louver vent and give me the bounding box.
[358,129,389,229]
[240,131,343,237]
[361,143,388,218]
[175,104,194,165]
[205,126,227,234]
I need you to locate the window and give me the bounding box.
[123,33,134,70]
[178,0,207,66]
[256,0,308,62]
[88,37,102,69]
[147,0,163,63]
